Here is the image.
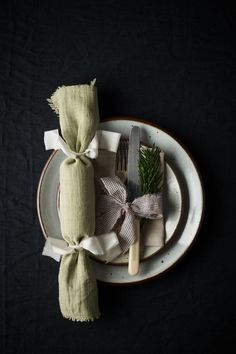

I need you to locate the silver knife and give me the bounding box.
[127,126,140,275]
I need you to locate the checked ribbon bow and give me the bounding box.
[96,176,163,253]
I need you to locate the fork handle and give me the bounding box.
[128,219,140,275]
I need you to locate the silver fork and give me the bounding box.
[116,139,129,183]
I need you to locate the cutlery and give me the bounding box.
[116,139,129,183]
[127,126,140,275]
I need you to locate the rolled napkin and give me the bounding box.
[47,80,100,321]
[43,129,122,264]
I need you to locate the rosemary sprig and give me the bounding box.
[139,144,163,195]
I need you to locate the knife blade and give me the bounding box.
[127,126,140,202]
[127,126,140,275]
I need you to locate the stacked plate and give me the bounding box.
[37,118,204,284]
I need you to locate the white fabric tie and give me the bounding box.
[44,129,99,159]
[42,232,122,263]
[44,129,122,159]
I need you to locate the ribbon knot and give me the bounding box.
[122,202,131,212]
[44,129,99,160]
[44,129,122,161]
[68,243,84,251]
[96,176,163,253]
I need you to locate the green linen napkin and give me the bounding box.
[48,80,100,321]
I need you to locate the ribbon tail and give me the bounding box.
[80,232,122,260]
[91,232,122,263]
[96,203,122,235]
[132,193,163,219]
[44,129,59,151]
[44,129,77,158]
[119,211,137,253]
[100,176,127,203]
[42,237,73,262]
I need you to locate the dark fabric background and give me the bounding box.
[1,1,235,353]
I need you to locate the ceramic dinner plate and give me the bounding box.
[37,118,204,284]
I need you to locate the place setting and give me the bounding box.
[37,80,204,322]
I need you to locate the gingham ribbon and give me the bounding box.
[96,176,163,253]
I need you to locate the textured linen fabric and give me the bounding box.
[1,1,236,353]
[48,83,100,321]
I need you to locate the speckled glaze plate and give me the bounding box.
[37,118,204,284]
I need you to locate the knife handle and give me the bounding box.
[128,219,140,275]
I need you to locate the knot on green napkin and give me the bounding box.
[48,81,100,322]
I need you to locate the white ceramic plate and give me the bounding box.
[37,118,204,284]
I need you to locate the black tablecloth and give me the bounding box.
[1,1,235,353]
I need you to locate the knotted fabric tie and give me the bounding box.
[96,176,163,253]
[44,129,99,159]
[42,232,122,263]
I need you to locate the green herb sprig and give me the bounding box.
[139,144,163,195]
